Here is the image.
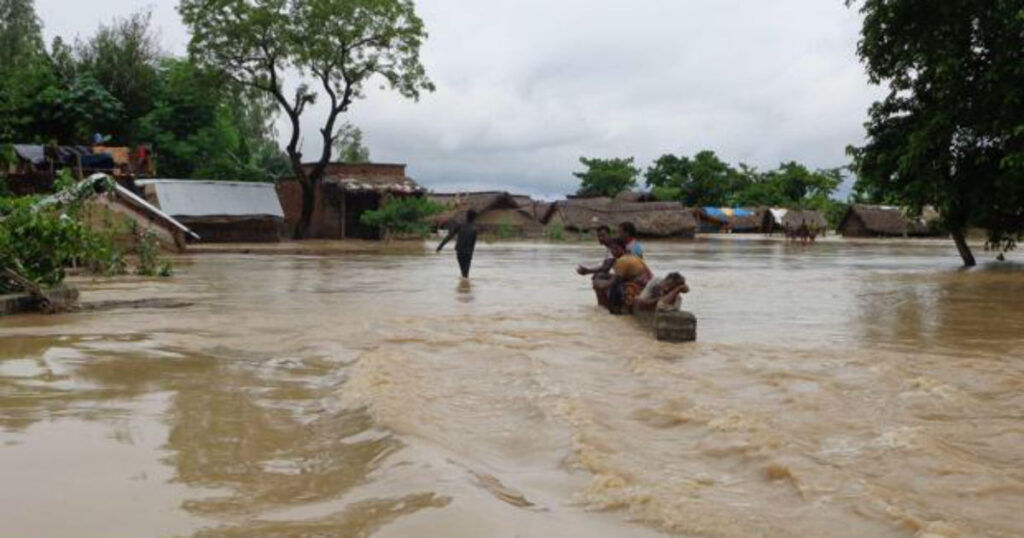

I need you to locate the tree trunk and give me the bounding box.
[951,228,976,267]
[293,179,316,239]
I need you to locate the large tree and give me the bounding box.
[0,0,45,140]
[179,0,434,238]
[645,150,747,206]
[574,156,639,198]
[847,0,1024,266]
[75,11,163,143]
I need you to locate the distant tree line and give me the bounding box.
[0,0,290,181]
[573,151,848,226]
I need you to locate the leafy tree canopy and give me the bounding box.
[180,0,435,237]
[846,0,1024,266]
[574,156,639,198]
[334,122,371,163]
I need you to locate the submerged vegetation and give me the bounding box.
[0,173,172,295]
[359,195,444,240]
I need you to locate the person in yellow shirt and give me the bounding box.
[605,238,653,314]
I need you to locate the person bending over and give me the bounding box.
[634,271,689,312]
[437,209,478,278]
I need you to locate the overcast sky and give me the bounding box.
[36,0,882,198]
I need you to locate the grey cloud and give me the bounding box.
[36,0,883,198]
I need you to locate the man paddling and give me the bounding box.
[437,209,478,278]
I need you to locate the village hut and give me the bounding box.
[762,208,827,235]
[82,181,197,252]
[726,208,764,233]
[837,204,943,238]
[277,163,424,239]
[613,191,656,203]
[545,198,696,238]
[430,191,544,236]
[138,179,285,242]
[694,208,730,233]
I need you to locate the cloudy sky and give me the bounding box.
[36,0,883,198]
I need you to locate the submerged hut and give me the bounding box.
[83,181,196,252]
[695,207,762,233]
[837,204,942,238]
[694,208,730,233]
[138,180,285,242]
[762,208,827,235]
[545,198,696,238]
[277,163,424,239]
[430,191,544,236]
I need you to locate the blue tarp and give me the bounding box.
[702,207,756,218]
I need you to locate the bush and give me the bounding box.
[359,195,445,239]
[495,216,515,240]
[0,196,122,291]
[544,223,565,241]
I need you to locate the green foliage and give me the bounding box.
[0,4,288,182]
[180,0,435,236]
[847,0,1024,264]
[74,11,162,143]
[645,151,748,207]
[544,222,565,241]
[334,122,371,163]
[0,0,44,81]
[574,156,639,197]
[359,195,444,239]
[644,151,844,220]
[138,58,289,181]
[134,229,169,277]
[495,215,514,240]
[0,195,121,290]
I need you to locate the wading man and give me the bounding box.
[437,210,479,278]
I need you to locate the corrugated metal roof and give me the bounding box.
[137,180,284,219]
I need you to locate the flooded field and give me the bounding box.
[1,237,1022,538]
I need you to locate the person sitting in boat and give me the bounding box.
[604,237,653,315]
[576,225,615,307]
[618,221,645,258]
[634,272,689,312]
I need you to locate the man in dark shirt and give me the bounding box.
[436,209,479,278]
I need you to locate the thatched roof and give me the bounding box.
[781,209,826,229]
[728,208,764,231]
[429,191,535,227]
[838,204,941,236]
[550,198,695,237]
[303,163,423,194]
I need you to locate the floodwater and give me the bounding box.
[1,237,1022,538]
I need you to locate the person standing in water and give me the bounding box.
[437,209,478,278]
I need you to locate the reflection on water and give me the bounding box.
[1,238,1022,538]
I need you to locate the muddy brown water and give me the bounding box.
[1,237,1022,538]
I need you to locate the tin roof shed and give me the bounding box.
[136,180,285,219]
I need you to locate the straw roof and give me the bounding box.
[781,209,827,229]
[430,191,535,226]
[550,198,695,236]
[838,204,941,236]
[728,208,764,231]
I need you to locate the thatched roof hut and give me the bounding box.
[546,198,696,238]
[762,208,827,234]
[430,191,544,236]
[837,204,942,237]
